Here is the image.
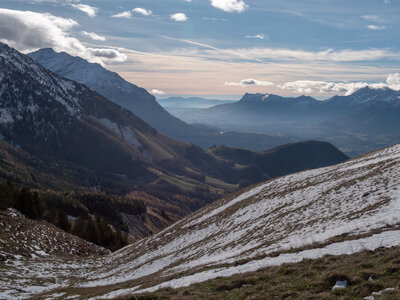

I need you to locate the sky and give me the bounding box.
[0,0,400,99]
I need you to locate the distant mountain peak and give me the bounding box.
[327,86,400,105]
[239,92,317,105]
[240,93,277,103]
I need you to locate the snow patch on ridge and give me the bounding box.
[98,118,142,148]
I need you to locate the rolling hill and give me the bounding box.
[208,140,349,181]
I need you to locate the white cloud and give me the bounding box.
[132,8,152,16]
[280,73,400,95]
[112,11,132,18]
[225,79,274,87]
[151,89,166,95]
[81,31,106,41]
[245,34,268,40]
[203,17,228,21]
[161,35,400,65]
[361,15,383,22]
[231,47,400,62]
[0,8,126,64]
[70,4,98,17]
[386,73,400,89]
[170,13,188,22]
[367,25,386,30]
[210,0,248,13]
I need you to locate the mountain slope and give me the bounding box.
[0,208,109,261]
[2,143,400,299]
[0,42,242,197]
[29,48,294,151]
[28,48,202,141]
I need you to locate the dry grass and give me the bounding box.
[125,246,400,300]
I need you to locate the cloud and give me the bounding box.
[132,8,152,16]
[386,73,400,89]
[210,0,248,13]
[361,15,383,22]
[231,47,400,62]
[160,35,265,63]
[112,11,132,18]
[170,13,188,22]
[151,89,166,95]
[367,25,385,30]
[245,34,268,40]
[161,35,400,64]
[81,31,106,41]
[84,48,126,63]
[225,79,274,87]
[70,4,98,17]
[280,73,400,95]
[203,17,228,21]
[113,8,152,18]
[0,8,126,64]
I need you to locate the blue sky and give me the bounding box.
[0,0,399,98]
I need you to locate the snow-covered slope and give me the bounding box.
[28,48,150,100]
[2,144,400,299]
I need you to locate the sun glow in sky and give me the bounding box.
[0,0,399,98]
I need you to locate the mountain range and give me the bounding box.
[29,49,294,152]
[0,42,349,241]
[177,90,400,156]
[1,142,399,299]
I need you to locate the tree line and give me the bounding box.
[0,181,147,251]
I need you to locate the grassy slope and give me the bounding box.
[130,246,400,300]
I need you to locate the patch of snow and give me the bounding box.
[0,108,13,124]
[124,230,400,297]
[364,287,397,299]
[332,280,347,291]
[121,126,141,148]
[98,118,141,148]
